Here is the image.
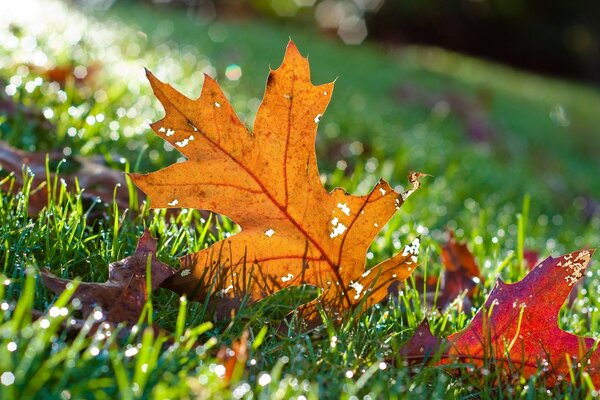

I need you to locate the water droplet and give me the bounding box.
[1,372,15,386]
[125,347,138,357]
[258,373,271,386]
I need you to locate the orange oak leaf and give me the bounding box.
[400,249,599,386]
[130,41,421,319]
[41,230,174,324]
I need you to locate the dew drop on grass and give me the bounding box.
[1,372,15,386]
[214,364,226,377]
[125,347,139,357]
[258,373,271,386]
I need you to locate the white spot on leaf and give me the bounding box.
[349,281,364,300]
[281,273,294,282]
[265,229,275,237]
[168,199,179,206]
[330,221,347,238]
[402,238,420,257]
[314,114,322,124]
[337,202,351,216]
[175,135,195,148]
[217,284,234,297]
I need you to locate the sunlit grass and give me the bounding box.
[0,0,599,398]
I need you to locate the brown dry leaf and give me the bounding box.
[407,230,481,311]
[130,41,423,320]
[436,230,482,310]
[41,230,174,324]
[0,140,137,214]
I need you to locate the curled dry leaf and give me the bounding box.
[400,250,599,386]
[130,41,423,320]
[0,140,137,214]
[408,230,481,311]
[437,230,482,310]
[41,230,174,324]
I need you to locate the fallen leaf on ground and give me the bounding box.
[395,84,497,143]
[409,230,481,311]
[216,331,249,385]
[400,249,599,386]
[29,62,100,88]
[523,249,540,271]
[41,230,174,324]
[130,41,423,320]
[0,140,137,214]
[437,230,482,310]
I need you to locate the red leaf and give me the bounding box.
[400,249,599,386]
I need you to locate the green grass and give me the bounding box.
[1,0,599,398]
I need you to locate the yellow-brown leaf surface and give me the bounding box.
[130,41,420,319]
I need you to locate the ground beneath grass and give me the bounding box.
[1,0,599,398]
